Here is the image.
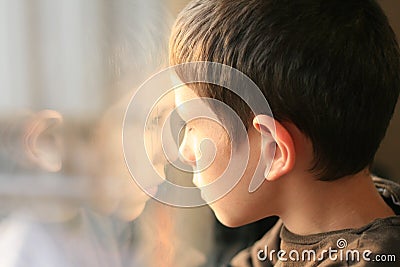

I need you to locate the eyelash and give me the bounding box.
[151,116,162,125]
[176,119,193,132]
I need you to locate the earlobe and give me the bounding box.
[24,110,63,172]
[253,115,295,181]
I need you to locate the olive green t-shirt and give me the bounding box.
[230,177,400,267]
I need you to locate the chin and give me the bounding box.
[215,214,248,228]
[116,202,146,221]
[211,201,269,228]
[211,205,249,228]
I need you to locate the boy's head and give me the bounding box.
[170,0,400,226]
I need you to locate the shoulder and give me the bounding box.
[355,216,400,253]
[229,220,283,267]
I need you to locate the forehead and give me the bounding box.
[174,85,199,106]
[174,85,218,122]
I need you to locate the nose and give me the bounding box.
[178,131,197,166]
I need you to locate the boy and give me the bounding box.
[169,0,400,266]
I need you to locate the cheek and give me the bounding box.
[210,143,231,178]
[198,125,232,183]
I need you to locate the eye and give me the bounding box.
[150,115,162,126]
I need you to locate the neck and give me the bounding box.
[279,170,395,235]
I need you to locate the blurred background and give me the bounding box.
[2,0,399,179]
[0,1,399,267]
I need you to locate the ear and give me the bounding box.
[253,115,295,181]
[24,110,63,172]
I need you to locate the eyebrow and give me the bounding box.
[152,98,176,116]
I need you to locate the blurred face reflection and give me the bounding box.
[144,92,177,177]
[90,91,175,221]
